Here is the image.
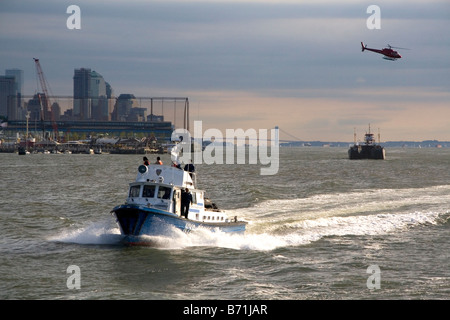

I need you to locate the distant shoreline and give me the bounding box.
[280,140,448,148]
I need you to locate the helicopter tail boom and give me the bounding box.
[361,42,366,52]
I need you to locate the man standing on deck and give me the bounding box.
[184,160,195,173]
[184,160,195,179]
[181,188,193,219]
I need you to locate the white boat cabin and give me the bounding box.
[125,164,229,223]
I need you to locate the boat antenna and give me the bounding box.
[353,127,356,144]
[378,128,381,144]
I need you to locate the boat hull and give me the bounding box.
[112,204,247,245]
[348,145,385,160]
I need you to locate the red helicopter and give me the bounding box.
[361,42,408,61]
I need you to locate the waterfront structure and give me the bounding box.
[5,119,174,141]
[147,114,164,122]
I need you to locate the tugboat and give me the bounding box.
[348,125,386,160]
[111,163,247,245]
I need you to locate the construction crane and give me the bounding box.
[33,58,59,141]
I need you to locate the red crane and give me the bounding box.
[33,58,59,141]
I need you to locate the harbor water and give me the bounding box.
[0,148,448,300]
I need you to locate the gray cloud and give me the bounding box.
[1,0,449,140]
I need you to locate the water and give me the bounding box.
[0,148,448,300]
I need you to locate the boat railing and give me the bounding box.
[188,171,197,188]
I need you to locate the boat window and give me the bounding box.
[129,185,141,198]
[143,185,155,198]
[157,186,172,199]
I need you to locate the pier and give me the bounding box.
[0,120,174,154]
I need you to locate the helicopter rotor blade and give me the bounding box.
[387,44,411,50]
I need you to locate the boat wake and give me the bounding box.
[50,211,447,251]
[51,186,449,251]
[49,219,123,246]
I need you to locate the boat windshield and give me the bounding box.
[129,185,141,198]
[143,185,155,198]
[157,186,172,199]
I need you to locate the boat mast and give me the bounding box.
[25,111,30,150]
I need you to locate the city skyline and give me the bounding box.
[1,0,449,141]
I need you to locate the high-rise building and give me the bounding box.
[73,68,91,120]
[106,82,114,99]
[73,68,112,121]
[105,82,115,121]
[27,93,45,121]
[112,94,140,121]
[51,102,61,121]
[90,70,108,121]
[0,75,17,120]
[6,69,24,120]
[90,70,106,97]
[5,69,23,95]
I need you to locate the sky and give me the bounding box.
[1,0,449,141]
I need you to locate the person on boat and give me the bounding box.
[143,156,150,166]
[172,161,181,169]
[155,156,163,165]
[184,160,195,179]
[181,188,193,219]
[184,160,195,173]
[162,188,171,199]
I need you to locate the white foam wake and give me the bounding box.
[50,185,449,251]
[49,220,123,245]
[117,210,445,251]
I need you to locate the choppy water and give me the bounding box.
[0,148,448,300]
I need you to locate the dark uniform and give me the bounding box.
[181,189,193,219]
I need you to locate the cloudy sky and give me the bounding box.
[1,0,449,141]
